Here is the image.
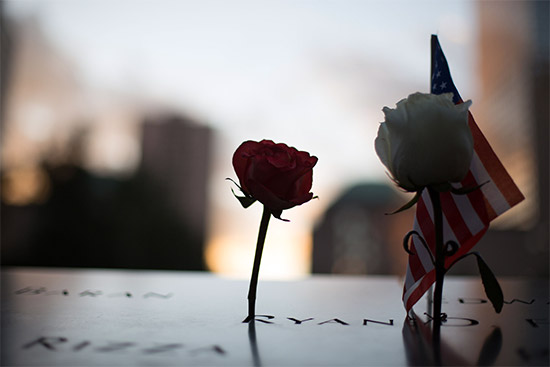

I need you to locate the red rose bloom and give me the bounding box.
[232,140,318,218]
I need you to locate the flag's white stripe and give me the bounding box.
[452,194,486,236]
[470,152,512,216]
[412,218,435,274]
[403,275,425,306]
[404,264,415,290]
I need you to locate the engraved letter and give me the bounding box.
[287,317,314,325]
[442,317,479,327]
[23,337,68,350]
[73,341,91,351]
[243,315,275,324]
[191,345,226,356]
[458,297,487,304]
[504,298,535,305]
[79,290,103,297]
[525,318,549,328]
[424,314,479,327]
[142,343,184,354]
[96,342,135,353]
[143,292,173,299]
[362,318,394,326]
[15,287,47,295]
[318,318,349,325]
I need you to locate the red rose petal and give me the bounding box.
[232,139,317,214]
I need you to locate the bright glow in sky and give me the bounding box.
[5,0,478,278]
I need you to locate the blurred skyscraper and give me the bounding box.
[140,115,212,266]
[462,0,549,276]
[1,15,212,270]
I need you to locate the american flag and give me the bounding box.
[402,35,525,312]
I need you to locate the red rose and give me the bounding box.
[232,140,318,219]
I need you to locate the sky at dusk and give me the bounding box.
[4,0,479,278]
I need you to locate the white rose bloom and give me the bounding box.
[375,92,473,191]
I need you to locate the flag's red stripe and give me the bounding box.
[404,270,435,311]
[444,227,488,269]
[408,197,436,283]
[405,229,487,311]
[416,197,436,250]
[461,171,491,225]
[468,113,524,207]
[439,191,472,244]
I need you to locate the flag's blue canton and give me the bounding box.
[431,36,461,104]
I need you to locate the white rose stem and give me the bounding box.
[243,205,271,323]
[427,186,444,361]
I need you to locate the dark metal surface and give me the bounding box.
[1,267,548,366]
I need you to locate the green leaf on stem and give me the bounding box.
[231,187,256,209]
[270,208,289,222]
[450,181,489,195]
[227,177,257,209]
[474,253,504,313]
[386,190,422,215]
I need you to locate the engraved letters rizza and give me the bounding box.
[22,337,227,357]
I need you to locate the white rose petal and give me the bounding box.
[375,92,473,191]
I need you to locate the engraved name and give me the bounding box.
[22,336,226,357]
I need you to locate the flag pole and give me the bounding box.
[426,34,437,317]
[429,35,443,365]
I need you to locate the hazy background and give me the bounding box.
[1,0,547,278]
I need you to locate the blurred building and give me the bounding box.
[312,183,412,275]
[1,16,84,171]
[451,1,549,276]
[1,116,212,270]
[1,15,212,271]
[140,115,212,268]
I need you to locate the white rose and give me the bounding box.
[375,92,473,191]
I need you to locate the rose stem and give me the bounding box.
[428,186,444,362]
[244,205,271,322]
